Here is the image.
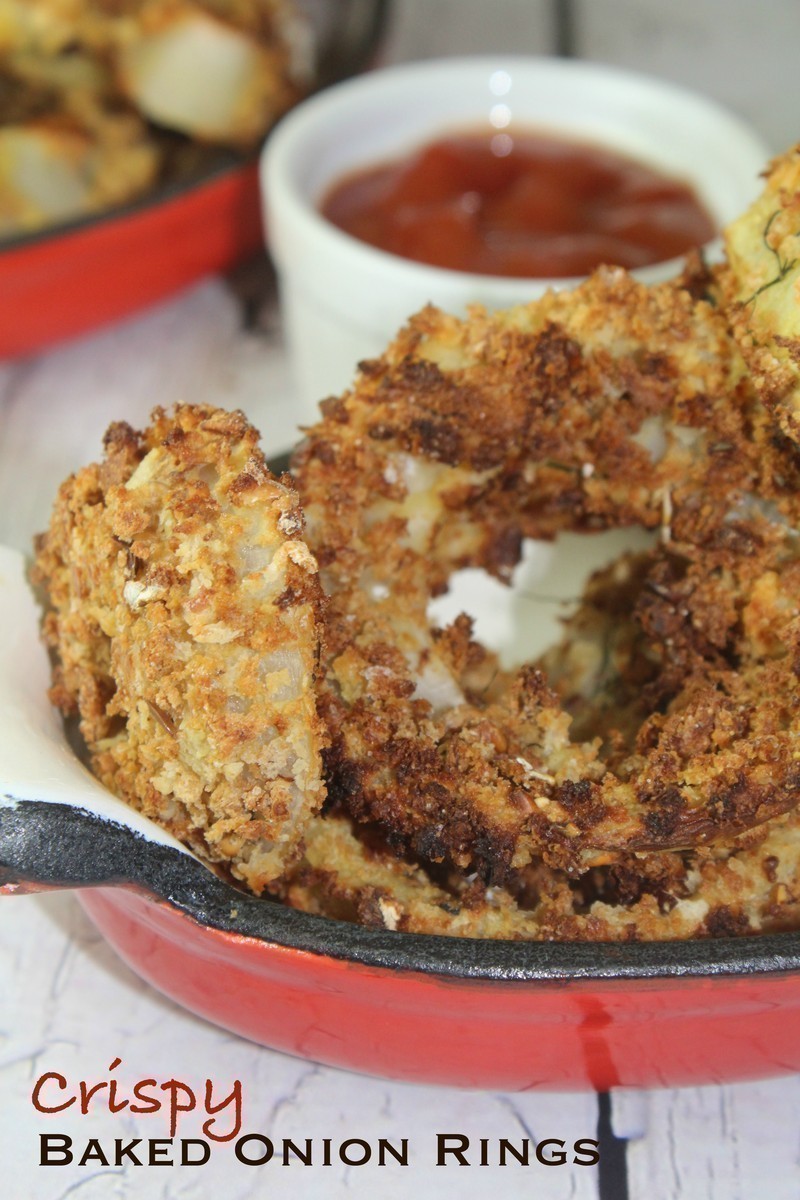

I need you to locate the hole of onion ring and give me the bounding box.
[427,527,655,670]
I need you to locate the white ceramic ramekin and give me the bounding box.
[261,55,769,419]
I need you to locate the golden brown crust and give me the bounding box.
[720,145,800,442]
[33,403,326,893]
[283,810,800,942]
[292,269,800,884]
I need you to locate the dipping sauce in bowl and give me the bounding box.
[320,128,717,277]
[263,56,769,415]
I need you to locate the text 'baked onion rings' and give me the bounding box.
[292,260,800,884]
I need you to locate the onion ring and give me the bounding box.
[34,404,326,893]
[293,265,800,882]
[283,809,800,941]
[720,144,800,444]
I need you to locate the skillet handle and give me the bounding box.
[0,797,180,895]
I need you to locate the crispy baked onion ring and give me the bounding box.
[720,144,800,443]
[292,264,800,884]
[282,809,800,941]
[34,404,326,893]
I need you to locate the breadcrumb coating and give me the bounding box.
[292,264,800,884]
[283,809,800,942]
[33,404,326,893]
[721,145,800,443]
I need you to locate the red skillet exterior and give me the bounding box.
[80,887,800,1090]
[0,162,262,360]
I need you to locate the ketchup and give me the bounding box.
[320,129,716,277]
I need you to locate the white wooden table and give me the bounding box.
[1,269,800,1200]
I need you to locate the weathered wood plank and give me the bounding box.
[622,1081,800,1199]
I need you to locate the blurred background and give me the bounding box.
[388,0,792,151]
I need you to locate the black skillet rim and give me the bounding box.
[4,797,800,984]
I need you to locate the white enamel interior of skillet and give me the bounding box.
[0,544,188,853]
[430,526,654,667]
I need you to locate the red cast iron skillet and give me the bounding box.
[3,502,800,1093]
[0,0,391,360]
[4,798,800,1092]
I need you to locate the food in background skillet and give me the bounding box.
[112,0,310,144]
[32,404,326,894]
[33,145,800,939]
[0,63,161,235]
[0,0,309,236]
